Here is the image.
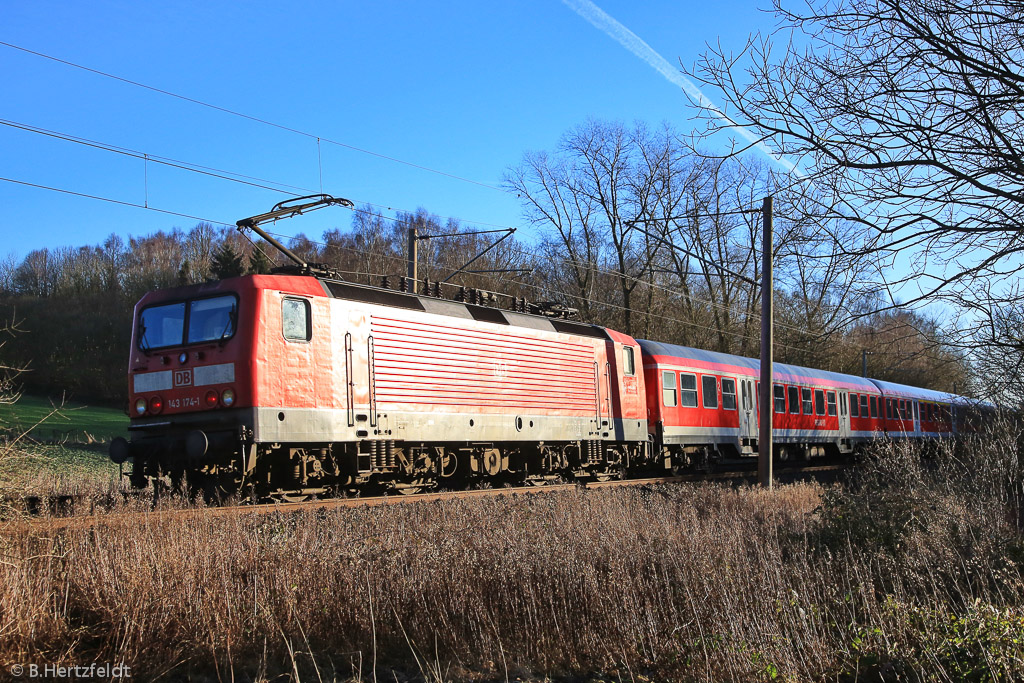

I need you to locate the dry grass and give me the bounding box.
[1,424,1022,682]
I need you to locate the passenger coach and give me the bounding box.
[639,340,963,468]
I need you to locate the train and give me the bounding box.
[108,267,979,501]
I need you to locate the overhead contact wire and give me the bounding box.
[0,40,505,192]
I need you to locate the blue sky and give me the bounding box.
[1,0,776,261]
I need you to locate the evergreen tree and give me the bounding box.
[210,243,245,280]
[247,243,273,275]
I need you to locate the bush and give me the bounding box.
[2,423,1022,681]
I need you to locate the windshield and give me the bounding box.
[138,295,237,350]
[187,296,237,344]
[139,302,185,350]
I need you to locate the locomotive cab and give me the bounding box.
[109,276,259,491]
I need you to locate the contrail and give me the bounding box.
[562,0,800,174]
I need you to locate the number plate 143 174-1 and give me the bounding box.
[169,396,200,409]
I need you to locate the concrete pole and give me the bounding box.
[758,196,774,489]
[407,227,418,283]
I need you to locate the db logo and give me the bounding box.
[173,369,193,387]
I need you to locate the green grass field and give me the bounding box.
[0,396,127,491]
[0,444,122,493]
[0,394,128,443]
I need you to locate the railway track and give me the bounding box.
[9,463,846,532]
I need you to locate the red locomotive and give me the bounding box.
[108,196,979,499]
[109,271,649,498]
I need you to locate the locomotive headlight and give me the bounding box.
[205,390,219,407]
[179,352,188,364]
[221,388,235,407]
[149,395,164,414]
[134,398,147,415]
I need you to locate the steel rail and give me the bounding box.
[7,465,846,533]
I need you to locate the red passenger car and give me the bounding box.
[639,340,914,466]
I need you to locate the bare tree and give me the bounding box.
[506,137,609,325]
[183,223,217,283]
[688,0,1024,336]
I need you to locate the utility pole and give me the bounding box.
[407,227,418,283]
[758,196,773,489]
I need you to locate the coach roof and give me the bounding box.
[638,339,879,392]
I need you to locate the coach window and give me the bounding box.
[815,389,826,415]
[623,346,635,375]
[788,386,800,414]
[861,394,869,418]
[282,298,312,342]
[675,374,700,405]
[827,391,837,416]
[722,378,737,410]
[774,384,786,413]
[801,387,813,414]
[680,373,698,407]
[662,371,677,407]
[851,393,860,417]
[702,375,719,409]
[869,396,877,418]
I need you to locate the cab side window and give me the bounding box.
[623,346,635,375]
[282,298,311,341]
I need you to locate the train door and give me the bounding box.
[740,378,756,442]
[912,400,921,436]
[837,391,850,445]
